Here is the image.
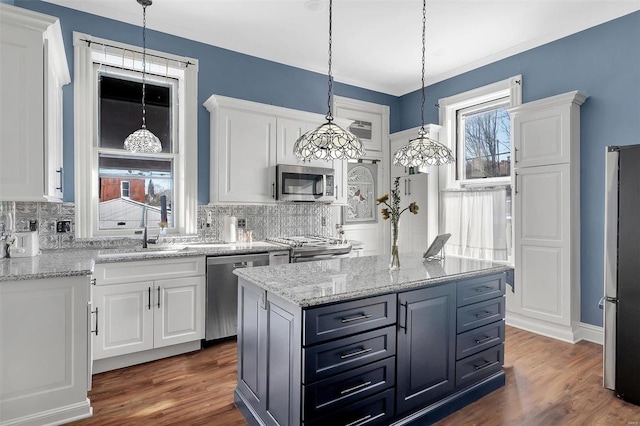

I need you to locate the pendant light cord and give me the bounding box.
[420,0,426,133]
[141,3,148,129]
[326,0,333,122]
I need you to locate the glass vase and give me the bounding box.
[389,221,400,270]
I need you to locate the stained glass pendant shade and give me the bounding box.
[124,0,162,154]
[392,0,454,168]
[293,0,364,161]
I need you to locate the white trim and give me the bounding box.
[507,311,603,345]
[73,32,198,238]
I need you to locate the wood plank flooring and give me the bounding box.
[70,327,640,426]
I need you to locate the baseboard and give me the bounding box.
[575,322,603,345]
[506,313,603,345]
[0,399,92,426]
[93,341,201,374]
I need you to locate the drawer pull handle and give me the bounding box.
[340,347,373,359]
[475,311,493,319]
[345,414,372,426]
[341,313,372,323]
[475,335,494,344]
[474,359,496,371]
[340,380,373,395]
[474,285,493,293]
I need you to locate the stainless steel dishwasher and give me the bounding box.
[205,251,289,341]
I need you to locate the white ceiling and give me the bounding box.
[44,0,640,96]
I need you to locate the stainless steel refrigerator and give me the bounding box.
[603,145,640,405]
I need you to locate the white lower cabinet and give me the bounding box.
[91,257,205,370]
[0,275,92,425]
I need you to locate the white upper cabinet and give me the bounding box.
[510,92,587,169]
[0,5,70,202]
[205,95,353,204]
[334,96,389,160]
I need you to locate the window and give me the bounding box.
[457,99,511,181]
[438,76,522,263]
[97,70,175,231]
[120,181,130,198]
[73,32,198,238]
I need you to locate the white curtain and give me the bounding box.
[440,187,509,261]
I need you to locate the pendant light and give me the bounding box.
[293,0,365,161]
[393,0,454,168]
[124,0,162,154]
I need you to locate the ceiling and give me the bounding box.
[43,0,640,96]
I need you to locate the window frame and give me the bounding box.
[439,75,522,190]
[73,32,198,238]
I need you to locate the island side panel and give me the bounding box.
[236,276,302,426]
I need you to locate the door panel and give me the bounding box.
[92,282,153,360]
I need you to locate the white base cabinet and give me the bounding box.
[507,91,587,343]
[0,4,70,202]
[0,275,92,426]
[92,257,205,371]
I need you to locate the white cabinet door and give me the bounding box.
[92,282,154,360]
[333,159,349,205]
[397,174,430,253]
[0,5,69,202]
[512,163,571,326]
[215,107,277,203]
[510,92,586,169]
[154,276,205,348]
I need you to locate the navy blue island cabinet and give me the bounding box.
[233,255,510,426]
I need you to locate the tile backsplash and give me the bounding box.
[0,201,334,250]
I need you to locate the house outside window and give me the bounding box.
[120,181,130,198]
[73,32,198,238]
[439,76,522,263]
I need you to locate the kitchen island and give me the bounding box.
[233,253,512,425]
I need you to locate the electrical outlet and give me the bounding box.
[237,218,246,229]
[56,220,71,233]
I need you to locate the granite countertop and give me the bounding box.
[234,253,512,307]
[0,241,288,282]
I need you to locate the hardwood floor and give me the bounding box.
[70,327,640,426]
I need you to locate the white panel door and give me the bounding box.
[216,108,277,203]
[154,276,205,348]
[398,174,430,254]
[512,104,571,168]
[92,282,154,360]
[0,19,45,201]
[513,163,571,325]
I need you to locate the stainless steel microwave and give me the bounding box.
[276,164,335,202]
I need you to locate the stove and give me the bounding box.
[266,236,352,262]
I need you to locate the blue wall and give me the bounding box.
[398,11,640,327]
[11,0,399,205]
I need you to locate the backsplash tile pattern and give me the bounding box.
[0,201,334,250]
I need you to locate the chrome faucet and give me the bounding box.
[141,206,158,249]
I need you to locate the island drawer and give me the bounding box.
[455,344,504,388]
[303,294,397,346]
[457,273,505,307]
[305,388,395,426]
[303,326,396,383]
[302,357,395,421]
[456,320,504,360]
[457,297,505,333]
